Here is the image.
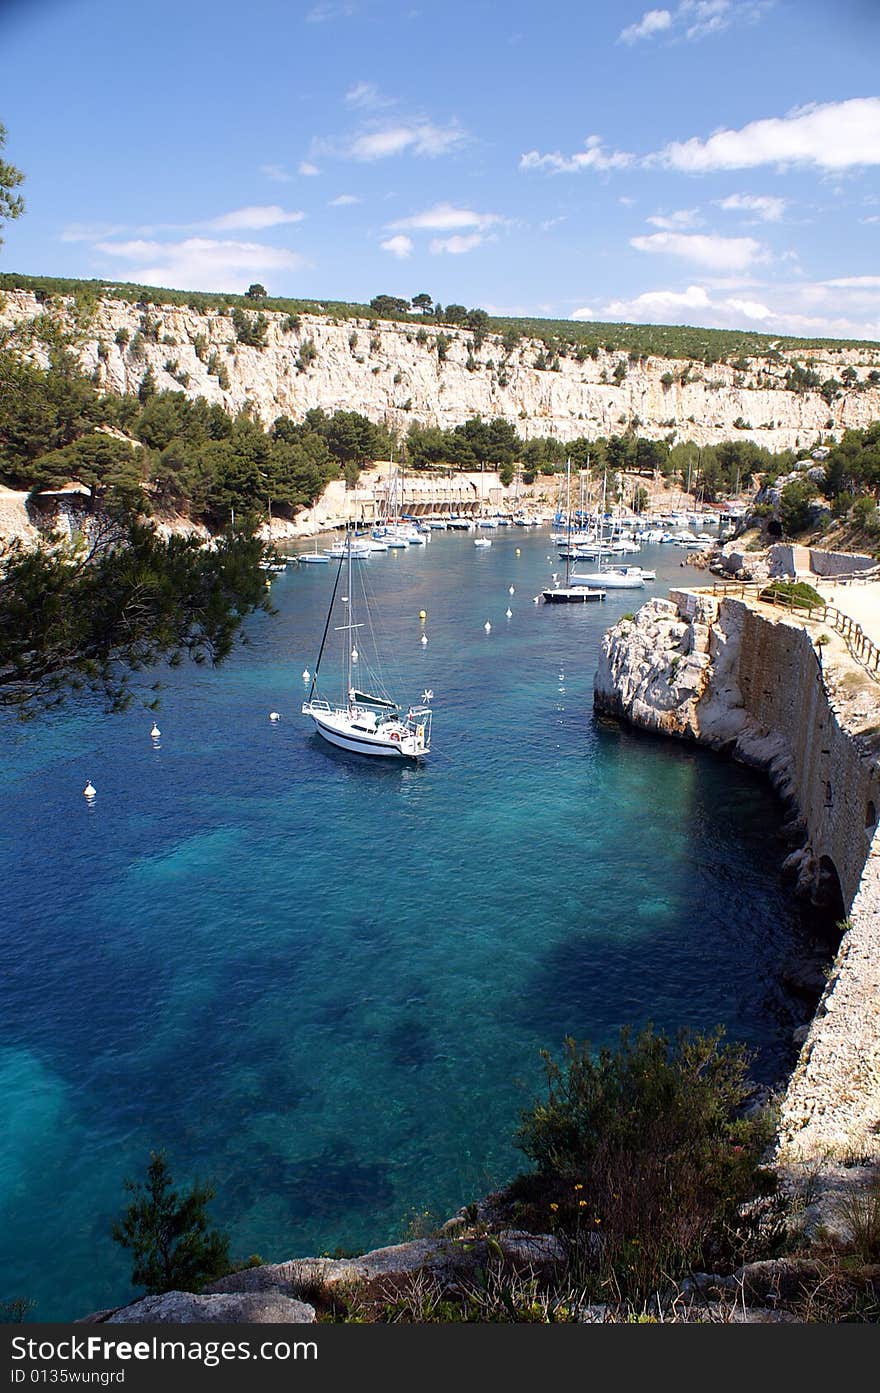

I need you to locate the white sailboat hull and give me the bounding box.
[303,703,429,759]
[568,570,645,589]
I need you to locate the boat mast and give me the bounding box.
[345,530,351,703]
[308,546,346,703]
[564,457,572,587]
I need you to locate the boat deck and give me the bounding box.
[542,587,606,603]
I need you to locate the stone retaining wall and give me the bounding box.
[595,590,880,1169]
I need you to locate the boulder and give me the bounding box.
[105,1290,317,1323]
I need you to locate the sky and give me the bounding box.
[1,0,879,339]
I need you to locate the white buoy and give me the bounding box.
[302,668,310,682]
[509,586,515,594]
[83,781,96,799]
[515,548,521,555]
[484,621,492,633]
[420,633,428,645]
[150,723,161,738]
[351,647,358,662]
[269,712,281,722]
[506,608,513,618]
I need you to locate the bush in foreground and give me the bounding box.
[504,1026,779,1303]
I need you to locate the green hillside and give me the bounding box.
[2,271,878,362]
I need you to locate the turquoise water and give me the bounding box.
[0,530,812,1319]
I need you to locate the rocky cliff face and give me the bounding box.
[3,290,880,452]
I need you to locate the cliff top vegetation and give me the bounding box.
[2,270,878,362]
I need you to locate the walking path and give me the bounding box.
[817,580,880,651]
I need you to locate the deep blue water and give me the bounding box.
[0,529,812,1319]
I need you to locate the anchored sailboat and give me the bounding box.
[302,532,432,759]
[543,457,606,604]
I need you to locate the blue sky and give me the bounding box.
[1,0,879,338]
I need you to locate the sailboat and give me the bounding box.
[567,466,646,591]
[301,531,433,759]
[296,537,330,564]
[542,458,606,603]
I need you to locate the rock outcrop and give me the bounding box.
[86,1230,566,1325]
[3,289,880,452]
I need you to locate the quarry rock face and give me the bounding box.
[3,290,879,452]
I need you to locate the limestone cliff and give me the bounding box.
[3,289,880,452]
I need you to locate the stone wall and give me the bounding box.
[734,604,878,910]
[808,548,879,579]
[595,590,880,1168]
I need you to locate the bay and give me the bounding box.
[0,528,811,1319]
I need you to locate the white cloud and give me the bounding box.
[658,97,880,172]
[646,207,703,230]
[725,296,773,320]
[823,275,880,288]
[298,161,321,176]
[574,276,880,338]
[345,82,393,109]
[380,234,413,259]
[520,136,633,174]
[631,230,765,271]
[429,233,486,255]
[260,163,293,183]
[603,284,712,318]
[618,2,769,46]
[329,194,360,206]
[346,122,464,160]
[717,192,786,221]
[94,237,307,292]
[61,222,125,242]
[680,0,733,41]
[306,3,354,21]
[206,205,305,231]
[619,8,672,44]
[390,202,501,232]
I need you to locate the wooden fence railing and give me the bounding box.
[708,582,880,675]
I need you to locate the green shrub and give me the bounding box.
[232,308,268,347]
[297,339,318,371]
[509,1026,776,1301]
[759,580,824,608]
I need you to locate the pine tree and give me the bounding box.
[112,1151,230,1296]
